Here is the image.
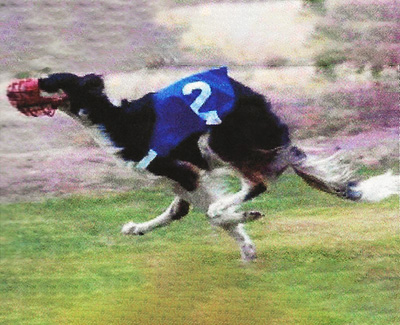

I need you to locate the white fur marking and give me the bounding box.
[122,197,183,235]
[223,223,257,261]
[207,179,253,218]
[355,170,400,202]
[299,152,354,185]
[109,97,122,107]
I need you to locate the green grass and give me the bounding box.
[1,175,399,324]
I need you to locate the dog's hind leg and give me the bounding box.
[221,223,257,261]
[207,178,266,221]
[121,197,190,235]
[173,168,264,225]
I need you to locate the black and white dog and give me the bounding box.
[37,68,398,261]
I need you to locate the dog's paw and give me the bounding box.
[244,211,264,222]
[241,243,257,262]
[121,222,145,236]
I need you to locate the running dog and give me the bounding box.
[7,67,399,261]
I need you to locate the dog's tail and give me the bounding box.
[287,146,399,202]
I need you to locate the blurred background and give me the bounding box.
[0,0,399,202]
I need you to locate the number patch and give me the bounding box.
[182,81,221,125]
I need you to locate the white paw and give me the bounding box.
[121,222,145,236]
[241,244,257,262]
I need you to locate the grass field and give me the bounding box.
[1,174,399,324]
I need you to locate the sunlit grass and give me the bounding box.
[1,175,399,324]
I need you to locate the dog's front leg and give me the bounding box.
[147,158,201,192]
[122,197,190,235]
[122,159,197,235]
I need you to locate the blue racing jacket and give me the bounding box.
[137,67,235,168]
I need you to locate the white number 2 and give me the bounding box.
[182,81,222,125]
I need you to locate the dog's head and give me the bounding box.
[59,74,105,116]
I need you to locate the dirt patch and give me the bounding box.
[157,1,317,65]
[0,0,179,74]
